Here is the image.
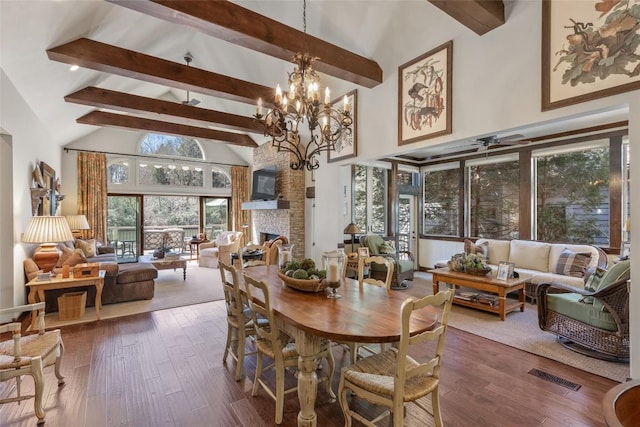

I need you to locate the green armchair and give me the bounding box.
[536,260,630,361]
[359,234,415,289]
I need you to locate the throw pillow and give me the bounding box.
[62,248,88,266]
[379,241,396,254]
[55,246,76,268]
[579,267,606,304]
[464,239,489,259]
[554,248,592,278]
[75,238,97,258]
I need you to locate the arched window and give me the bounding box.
[211,168,231,189]
[139,134,204,160]
[137,134,205,187]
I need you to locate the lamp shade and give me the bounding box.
[22,216,74,244]
[343,223,362,235]
[65,214,90,231]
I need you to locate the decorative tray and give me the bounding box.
[277,271,327,293]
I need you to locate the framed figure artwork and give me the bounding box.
[398,40,452,146]
[327,89,357,163]
[541,0,640,110]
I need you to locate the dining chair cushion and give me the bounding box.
[343,348,438,401]
[0,329,61,367]
[256,337,298,360]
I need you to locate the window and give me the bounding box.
[107,160,129,185]
[468,155,520,239]
[138,162,204,187]
[211,168,231,188]
[534,142,609,245]
[139,133,204,159]
[353,164,387,234]
[423,162,459,236]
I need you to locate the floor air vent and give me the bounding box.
[528,368,581,391]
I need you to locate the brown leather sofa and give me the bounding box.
[23,242,158,311]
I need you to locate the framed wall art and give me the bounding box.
[327,89,357,163]
[542,0,640,111]
[398,40,452,146]
[39,161,56,216]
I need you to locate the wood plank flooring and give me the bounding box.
[1,299,617,426]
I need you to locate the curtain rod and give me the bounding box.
[63,147,249,168]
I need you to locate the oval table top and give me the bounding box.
[241,265,438,343]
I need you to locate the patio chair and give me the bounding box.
[0,302,65,424]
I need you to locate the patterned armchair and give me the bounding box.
[359,234,415,289]
[199,231,243,268]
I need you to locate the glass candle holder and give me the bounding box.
[278,244,294,269]
[323,250,345,299]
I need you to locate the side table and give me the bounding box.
[188,239,209,261]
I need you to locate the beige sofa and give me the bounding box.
[198,231,243,268]
[475,239,608,290]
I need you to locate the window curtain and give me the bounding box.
[77,152,107,243]
[231,166,251,247]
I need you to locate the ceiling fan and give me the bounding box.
[472,134,530,151]
[181,53,200,106]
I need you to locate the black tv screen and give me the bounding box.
[251,166,276,200]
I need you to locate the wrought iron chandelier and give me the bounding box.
[255,0,352,171]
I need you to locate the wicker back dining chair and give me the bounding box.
[338,289,455,427]
[218,261,261,381]
[242,273,336,424]
[0,302,65,425]
[358,256,394,289]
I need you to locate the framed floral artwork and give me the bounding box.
[327,89,357,163]
[542,0,640,111]
[398,40,452,146]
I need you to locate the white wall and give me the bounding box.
[0,69,61,308]
[0,133,14,311]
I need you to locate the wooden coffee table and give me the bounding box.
[139,255,187,280]
[429,267,526,320]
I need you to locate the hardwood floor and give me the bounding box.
[1,300,616,426]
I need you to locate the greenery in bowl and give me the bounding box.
[447,253,489,273]
[282,259,327,280]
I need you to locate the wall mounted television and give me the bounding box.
[251,166,277,200]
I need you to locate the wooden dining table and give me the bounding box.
[241,265,438,427]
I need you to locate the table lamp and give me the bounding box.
[343,222,362,251]
[65,214,91,238]
[22,216,74,272]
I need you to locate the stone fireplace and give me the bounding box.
[249,143,305,260]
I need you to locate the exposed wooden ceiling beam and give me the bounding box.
[47,38,273,106]
[77,111,258,148]
[107,0,383,88]
[428,0,504,35]
[65,86,263,134]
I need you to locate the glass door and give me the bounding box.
[399,195,417,266]
[202,197,229,240]
[107,195,142,263]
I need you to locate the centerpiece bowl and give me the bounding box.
[277,271,327,293]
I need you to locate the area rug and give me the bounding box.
[412,272,629,382]
[43,260,224,329]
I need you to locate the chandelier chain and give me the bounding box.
[253,0,353,171]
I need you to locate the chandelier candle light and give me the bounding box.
[255,0,353,171]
